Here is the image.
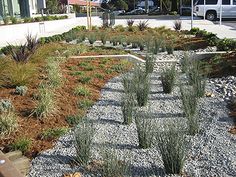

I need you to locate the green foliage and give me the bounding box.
[74,120,94,165]
[3,16,10,25]
[0,99,13,113]
[34,84,56,119]
[78,76,92,84]
[39,127,68,140]
[46,0,60,14]
[10,16,18,24]
[160,65,177,94]
[181,53,191,73]
[166,44,174,55]
[88,33,97,44]
[152,38,162,54]
[46,58,63,88]
[71,71,84,76]
[217,38,236,51]
[94,73,104,79]
[156,122,186,174]
[133,66,150,107]
[100,32,108,45]
[74,86,91,97]
[121,92,135,125]
[15,86,28,96]
[11,137,31,153]
[135,110,154,149]
[78,99,94,110]
[64,30,77,42]
[101,149,131,177]
[66,114,83,126]
[145,55,155,74]
[0,111,17,136]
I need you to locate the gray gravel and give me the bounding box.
[28,51,236,177]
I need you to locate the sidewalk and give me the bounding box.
[0,16,235,48]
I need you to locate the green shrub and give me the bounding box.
[64,30,77,42]
[34,84,56,119]
[74,86,91,96]
[161,65,177,94]
[39,127,68,140]
[101,149,131,177]
[133,66,150,107]
[111,64,125,73]
[24,17,33,23]
[78,76,92,84]
[78,99,94,109]
[15,86,28,96]
[0,111,17,136]
[71,71,84,76]
[88,33,97,44]
[114,25,126,32]
[217,38,236,51]
[11,137,31,153]
[10,16,18,24]
[94,73,104,79]
[121,93,135,125]
[74,120,94,165]
[66,114,83,126]
[156,122,186,174]
[3,16,10,25]
[100,32,107,45]
[135,110,154,149]
[145,55,155,74]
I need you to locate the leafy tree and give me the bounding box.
[46,0,60,14]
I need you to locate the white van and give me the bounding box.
[194,0,236,20]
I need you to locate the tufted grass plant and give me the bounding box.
[145,55,155,74]
[88,33,97,44]
[121,93,135,125]
[160,65,177,94]
[100,32,108,45]
[101,149,131,177]
[133,66,150,107]
[46,58,63,88]
[0,111,17,137]
[74,120,94,165]
[10,137,32,154]
[156,122,186,174]
[180,53,191,73]
[74,86,91,97]
[66,114,83,126]
[39,127,68,140]
[34,84,56,119]
[135,110,154,149]
[78,99,94,110]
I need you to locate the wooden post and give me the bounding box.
[86,0,90,30]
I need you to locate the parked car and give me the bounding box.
[113,10,125,16]
[148,7,161,15]
[126,9,146,15]
[194,0,236,21]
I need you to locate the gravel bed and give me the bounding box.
[28,51,236,177]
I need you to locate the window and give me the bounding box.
[206,0,218,5]
[222,0,230,5]
[233,0,236,5]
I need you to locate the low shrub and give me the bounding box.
[145,55,155,74]
[0,111,17,136]
[64,30,77,43]
[10,16,18,24]
[3,16,10,25]
[217,38,236,51]
[133,66,150,107]
[74,86,91,97]
[74,120,94,165]
[166,43,174,55]
[34,84,56,119]
[10,137,31,153]
[100,32,107,45]
[137,20,149,31]
[15,86,28,96]
[114,25,126,32]
[160,65,177,94]
[156,122,186,174]
[39,127,68,140]
[101,149,131,177]
[88,33,97,44]
[135,110,154,149]
[0,99,14,113]
[78,76,92,84]
[66,114,83,126]
[78,99,94,110]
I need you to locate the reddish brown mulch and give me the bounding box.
[0,55,131,158]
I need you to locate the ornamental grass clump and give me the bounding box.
[133,66,150,107]
[74,120,94,165]
[34,84,56,119]
[187,60,206,98]
[100,32,107,45]
[180,86,199,135]
[156,122,186,174]
[152,38,162,54]
[46,58,63,88]
[88,33,97,44]
[0,111,17,137]
[137,20,149,31]
[160,65,177,94]
[135,110,154,149]
[180,53,191,73]
[173,20,182,31]
[101,149,131,177]
[145,55,155,74]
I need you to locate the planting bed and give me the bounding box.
[28,51,236,177]
[0,43,131,158]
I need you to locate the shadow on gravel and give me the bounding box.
[96,99,121,106]
[102,87,124,93]
[149,95,180,100]
[130,164,165,177]
[148,112,183,119]
[39,153,74,164]
[90,118,122,125]
[93,142,138,150]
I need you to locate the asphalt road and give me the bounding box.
[213,19,236,29]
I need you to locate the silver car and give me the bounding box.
[194,0,236,20]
